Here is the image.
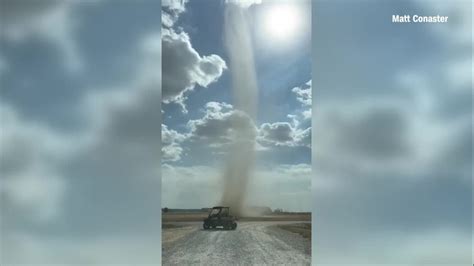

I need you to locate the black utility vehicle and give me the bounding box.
[203,206,237,230]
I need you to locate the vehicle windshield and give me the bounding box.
[209,208,221,216]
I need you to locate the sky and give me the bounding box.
[161,0,312,212]
[312,0,472,264]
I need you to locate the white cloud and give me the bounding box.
[258,122,310,148]
[162,0,188,14]
[287,80,312,126]
[162,28,227,111]
[260,122,294,144]
[250,80,312,149]
[225,0,262,8]
[162,12,176,28]
[1,167,65,222]
[294,126,311,147]
[292,80,311,106]
[0,102,74,223]
[162,124,186,162]
[161,0,188,28]
[187,102,257,145]
[1,0,83,73]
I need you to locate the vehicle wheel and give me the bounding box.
[232,223,237,230]
[203,223,210,230]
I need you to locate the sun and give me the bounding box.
[264,5,301,40]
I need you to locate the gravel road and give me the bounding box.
[162,222,310,265]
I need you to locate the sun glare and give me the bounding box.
[264,5,300,40]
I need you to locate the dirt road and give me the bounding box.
[162,222,310,265]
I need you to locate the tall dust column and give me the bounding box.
[221,4,259,216]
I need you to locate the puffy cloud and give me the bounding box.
[187,102,257,145]
[295,127,311,148]
[256,80,312,149]
[0,102,73,223]
[162,0,188,27]
[292,80,311,107]
[162,28,227,111]
[225,0,262,8]
[1,167,65,223]
[1,0,83,72]
[162,12,176,28]
[162,124,186,162]
[258,122,310,148]
[289,80,312,124]
[162,0,188,13]
[259,122,294,144]
[161,0,226,111]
